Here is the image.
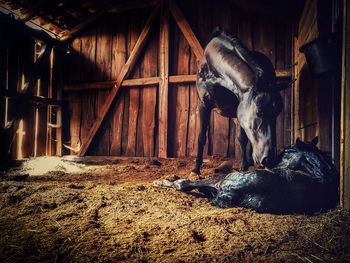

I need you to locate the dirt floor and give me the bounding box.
[0,156,350,263]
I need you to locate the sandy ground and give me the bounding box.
[0,157,350,263]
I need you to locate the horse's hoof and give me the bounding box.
[214,160,233,173]
[239,164,249,172]
[189,171,202,181]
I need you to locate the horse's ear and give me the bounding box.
[275,78,296,91]
[295,138,303,147]
[311,136,319,147]
[212,27,223,37]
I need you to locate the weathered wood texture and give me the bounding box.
[293,0,337,157]
[340,0,350,209]
[0,31,63,159]
[66,0,293,157]
[293,0,319,145]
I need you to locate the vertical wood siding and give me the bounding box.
[66,0,293,157]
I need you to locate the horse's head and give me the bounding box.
[237,89,283,167]
[237,51,289,168]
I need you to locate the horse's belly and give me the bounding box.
[210,85,239,118]
[213,105,236,118]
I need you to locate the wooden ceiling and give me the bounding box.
[0,0,302,42]
[0,0,157,41]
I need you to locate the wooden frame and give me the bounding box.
[76,0,208,157]
[158,0,170,158]
[78,4,160,156]
[340,0,350,210]
[64,70,290,92]
[72,0,295,156]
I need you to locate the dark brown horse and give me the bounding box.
[192,28,288,176]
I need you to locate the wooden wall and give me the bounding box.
[0,28,63,159]
[293,0,319,144]
[65,0,293,157]
[340,0,350,209]
[293,0,341,158]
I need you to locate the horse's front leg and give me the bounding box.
[238,126,253,171]
[191,102,211,176]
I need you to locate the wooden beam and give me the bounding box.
[170,1,204,61]
[340,0,350,210]
[169,74,196,83]
[108,0,158,13]
[65,81,115,91]
[78,4,160,156]
[122,77,161,86]
[158,0,169,158]
[64,68,292,92]
[0,90,62,106]
[64,75,201,91]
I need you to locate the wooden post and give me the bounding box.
[340,0,350,210]
[158,0,169,158]
[0,42,52,160]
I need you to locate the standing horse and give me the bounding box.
[192,29,288,176]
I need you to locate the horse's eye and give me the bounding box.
[256,109,263,117]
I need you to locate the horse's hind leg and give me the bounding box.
[191,102,211,176]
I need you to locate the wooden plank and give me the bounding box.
[78,4,160,156]
[80,27,98,155]
[169,74,196,83]
[53,48,63,156]
[158,0,169,158]
[95,16,112,156]
[237,8,253,50]
[36,47,49,157]
[170,0,204,61]
[187,51,200,156]
[125,10,143,156]
[20,38,35,158]
[340,0,350,210]
[124,77,160,86]
[110,13,127,156]
[68,72,291,93]
[141,24,158,157]
[0,30,6,131]
[46,50,53,156]
[173,25,190,157]
[0,91,62,105]
[275,23,286,151]
[64,75,199,91]
[68,37,83,154]
[185,0,200,157]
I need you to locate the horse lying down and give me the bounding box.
[154,138,338,214]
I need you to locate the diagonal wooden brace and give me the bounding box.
[170,0,204,61]
[78,4,160,156]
